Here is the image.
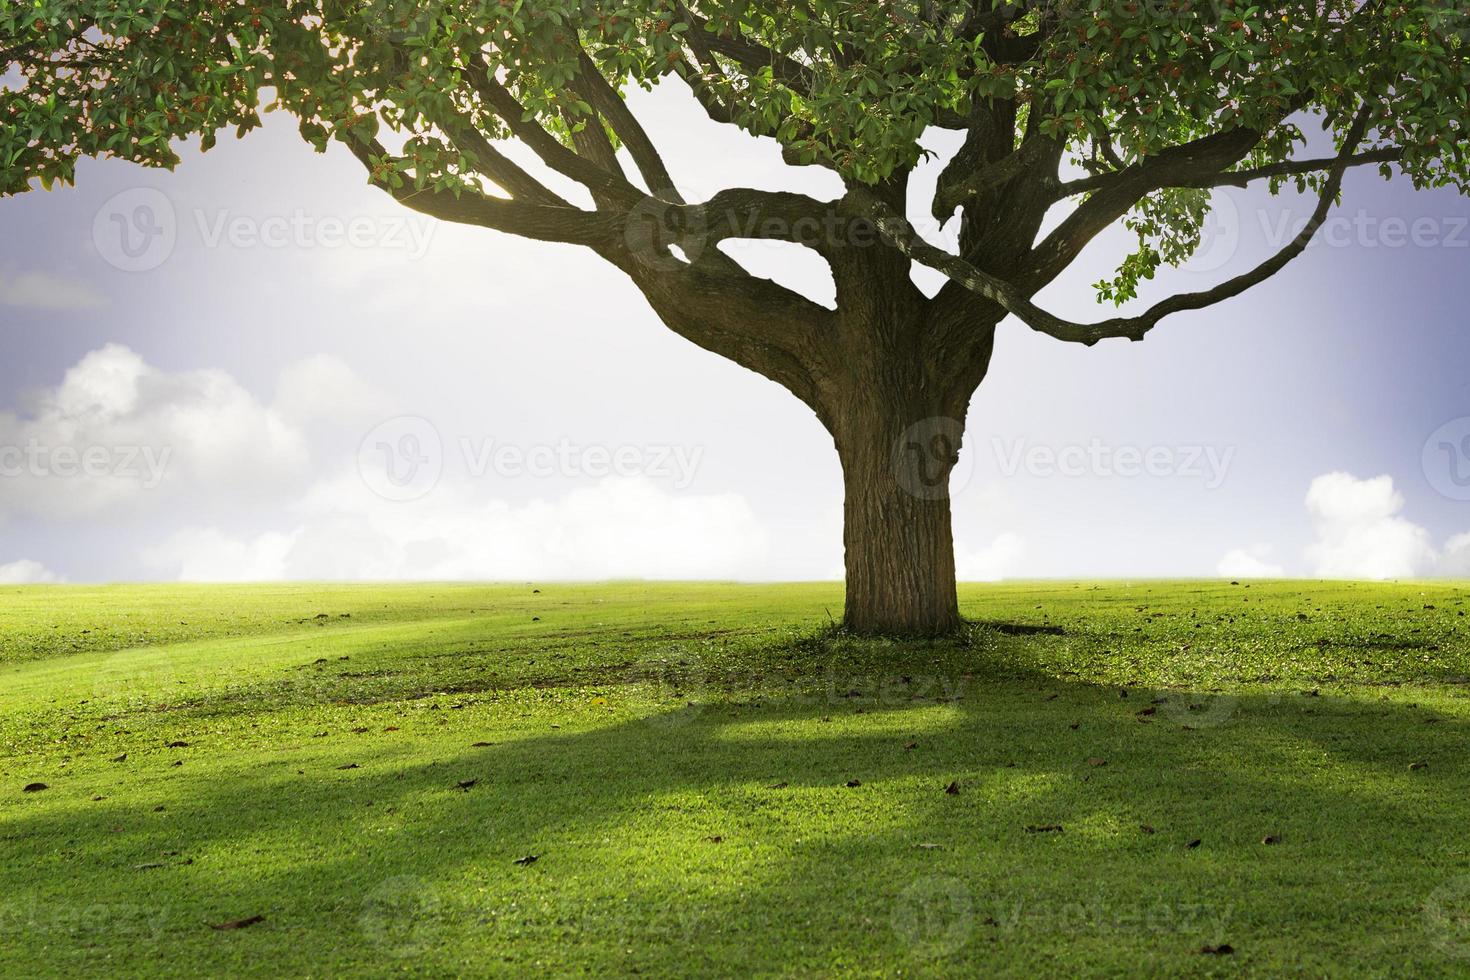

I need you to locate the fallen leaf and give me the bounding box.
[1025,824,1063,834]
[111,753,127,763]
[134,862,167,871]
[1140,824,1156,835]
[351,727,369,734]
[471,741,494,747]
[944,780,961,795]
[153,805,166,812]
[1136,706,1157,717]
[1068,721,1080,730]
[210,915,264,931]
[513,854,539,866]
[1186,838,1202,849]
[1199,944,1234,955]
[22,783,47,793]
[1087,757,1107,768]
[767,781,788,789]
[383,727,400,733]
[903,741,918,751]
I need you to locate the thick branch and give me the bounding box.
[681,9,815,95]
[465,59,644,207]
[342,137,615,248]
[1058,146,1404,196]
[602,237,837,416]
[575,49,685,203]
[933,135,1056,222]
[1021,126,1266,292]
[854,111,1367,347]
[433,113,570,208]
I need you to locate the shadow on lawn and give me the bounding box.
[6,632,1470,972]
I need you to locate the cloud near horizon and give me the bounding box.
[1216,546,1286,579]
[0,344,314,521]
[142,474,771,582]
[1219,472,1469,580]
[0,559,65,584]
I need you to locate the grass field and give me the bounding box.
[3,581,1470,977]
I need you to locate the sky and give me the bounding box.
[2,79,1469,585]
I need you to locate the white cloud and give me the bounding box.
[1304,472,1437,579]
[0,345,328,520]
[274,354,387,426]
[1217,545,1285,578]
[0,559,64,584]
[0,268,106,311]
[955,532,1024,582]
[1439,533,1470,578]
[144,474,770,581]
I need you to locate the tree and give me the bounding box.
[4,2,1468,634]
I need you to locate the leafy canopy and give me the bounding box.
[3,2,1468,349]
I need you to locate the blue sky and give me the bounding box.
[1,81,1468,584]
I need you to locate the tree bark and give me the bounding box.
[832,388,966,637]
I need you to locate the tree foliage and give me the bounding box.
[4,2,1468,348]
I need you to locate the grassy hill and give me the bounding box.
[2,582,1469,976]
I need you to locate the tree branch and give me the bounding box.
[575,49,685,203]
[465,58,645,207]
[1057,146,1404,196]
[853,110,1369,347]
[1020,126,1266,293]
[432,112,571,208]
[342,137,616,248]
[680,9,815,95]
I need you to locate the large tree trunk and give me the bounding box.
[832,386,966,637]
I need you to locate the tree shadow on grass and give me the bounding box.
[5,637,1470,975]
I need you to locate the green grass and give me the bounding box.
[3,581,1470,977]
